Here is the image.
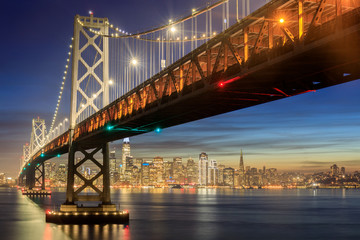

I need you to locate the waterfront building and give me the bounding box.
[331,164,339,176]
[217,164,225,185]
[198,152,208,185]
[341,167,346,176]
[56,163,67,184]
[0,173,5,184]
[141,161,151,186]
[153,156,164,186]
[173,157,184,184]
[186,157,198,184]
[208,159,218,186]
[239,150,245,186]
[164,161,173,184]
[223,167,235,187]
[110,149,118,184]
[121,138,131,176]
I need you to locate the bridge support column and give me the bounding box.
[35,163,45,190]
[50,142,128,224]
[26,165,35,189]
[60,142,115,211]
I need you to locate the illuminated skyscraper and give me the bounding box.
[121,138,131,176]
[239,150,245,186]
[186,157,197,184]
[208,159,218,186]
[331,164,339,176]
[199,152,208,185]
[153,156,164,186]
[141,161,151,186]
[223,167,235,187]
[173,157,184,184]
[110,149,118,184]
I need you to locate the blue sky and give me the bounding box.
[1,0,359,177]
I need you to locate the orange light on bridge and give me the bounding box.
[279,18,285,23]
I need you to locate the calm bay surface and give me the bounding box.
[1,187,360,240]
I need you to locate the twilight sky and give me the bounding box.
[1,0,359,177]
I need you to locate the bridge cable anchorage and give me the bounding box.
[48,39,74,135]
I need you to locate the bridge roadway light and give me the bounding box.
[131,59,138,65]
[155,127,161,134]
[170,27,176,33]
[109,79,114,85]
[279,18,285,23]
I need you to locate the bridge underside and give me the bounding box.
[81,26,360,149]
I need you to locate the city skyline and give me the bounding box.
[1,0,360,178]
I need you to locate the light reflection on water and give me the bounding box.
[2,187,360,240]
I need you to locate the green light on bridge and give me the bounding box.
[41,153,45,157]
[106,125,114,131]
[57,154,61,158]
[27,163,30,166]
[23,167,26,170]
[155,128,162,134]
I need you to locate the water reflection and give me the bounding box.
[58,224,130,240]
[2,187,360,240]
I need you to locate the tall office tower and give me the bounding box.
[44,162,55,180]
[141,161,151,186]
[173,157,184,184]
[186,157,198,184]
[217,164,225,185]
[208,159,218,186]
[164,161,173,183]
[131,166,141,186]
[239,150,245,186]
[121,138,131,175]
[133,158,143,169]
[153,156,165,186]
[57,164,67,183]
[198,152,209,185]
[124,156,134,182]
[223,167,235,187]
[330,164,339,176]
[109,149,118,184]
[340,167,345,176]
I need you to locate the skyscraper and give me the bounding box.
[153,156,164,186]
[186,157,198,185]
[239,150,245,186]
[173,157,184,184]
[198,152,208,185]
[121,138,131,176]
[109,149,118,184]
[223,167,235,187]
[208,159,218,186]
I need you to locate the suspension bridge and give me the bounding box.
[17,0,360,223]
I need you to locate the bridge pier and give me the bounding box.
[47,142,128,224]
[22,162,51,196]
[61,142,113,208]
[25,164,35,189]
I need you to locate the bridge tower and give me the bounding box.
[25,118,47,189]
[60,13,115,213]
